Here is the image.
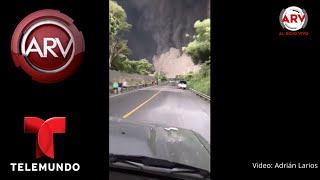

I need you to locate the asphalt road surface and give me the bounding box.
[109,83,211,143]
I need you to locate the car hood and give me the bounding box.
[109,116,210,172]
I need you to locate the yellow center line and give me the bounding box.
[122,86,167,119]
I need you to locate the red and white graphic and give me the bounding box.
[280,6,307,31]
[24,117,66,159]
[279,6,308,36]
[11,9,85,83]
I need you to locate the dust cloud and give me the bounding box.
[116,0,209,59]
[153,48,201,78]
[115,0,209,77]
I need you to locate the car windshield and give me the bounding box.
[109,0,211,178]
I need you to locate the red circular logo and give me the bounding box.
[11,9,85,83]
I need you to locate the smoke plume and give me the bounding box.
[153,48,201,78]
[115,0,210,76]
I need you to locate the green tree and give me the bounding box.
[109,0,131,35]
[110,54,128,71]
[154,72,167,81]
[182,18,210,65]
[125,59,154,75]
[111,58,155,76]
[109,12,119,36]
[109,0,132,67]
[109,37,131,67]
[182,19,211,96]
[135,59,155,75]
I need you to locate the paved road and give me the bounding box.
[109,84,211,143]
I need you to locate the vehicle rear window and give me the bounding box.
[179,81,187,84]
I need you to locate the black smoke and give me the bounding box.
[115,0,210,61]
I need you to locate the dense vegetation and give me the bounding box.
[109,0,155,76]
[181,18,211,96]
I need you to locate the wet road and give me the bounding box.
[109,84,211,143]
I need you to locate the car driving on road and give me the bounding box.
[109,116,210,180]
[178,80,187,89]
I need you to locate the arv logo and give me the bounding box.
[279,6,308,36]
[11,9,85,83]
[25,37,73,58]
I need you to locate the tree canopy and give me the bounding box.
[182,18,210,65]
[109,0,131,35]
[109,0,132,68]
[111,57,155,76]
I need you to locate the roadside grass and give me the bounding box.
[187,76,210,96]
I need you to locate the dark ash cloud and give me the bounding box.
[116,0,210,61]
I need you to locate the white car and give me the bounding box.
[177,80,187,89]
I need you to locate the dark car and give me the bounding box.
[109,116,210,180]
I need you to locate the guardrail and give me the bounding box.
[109,81,168,95]
[109,84,151,95]
[189,88,211,101]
